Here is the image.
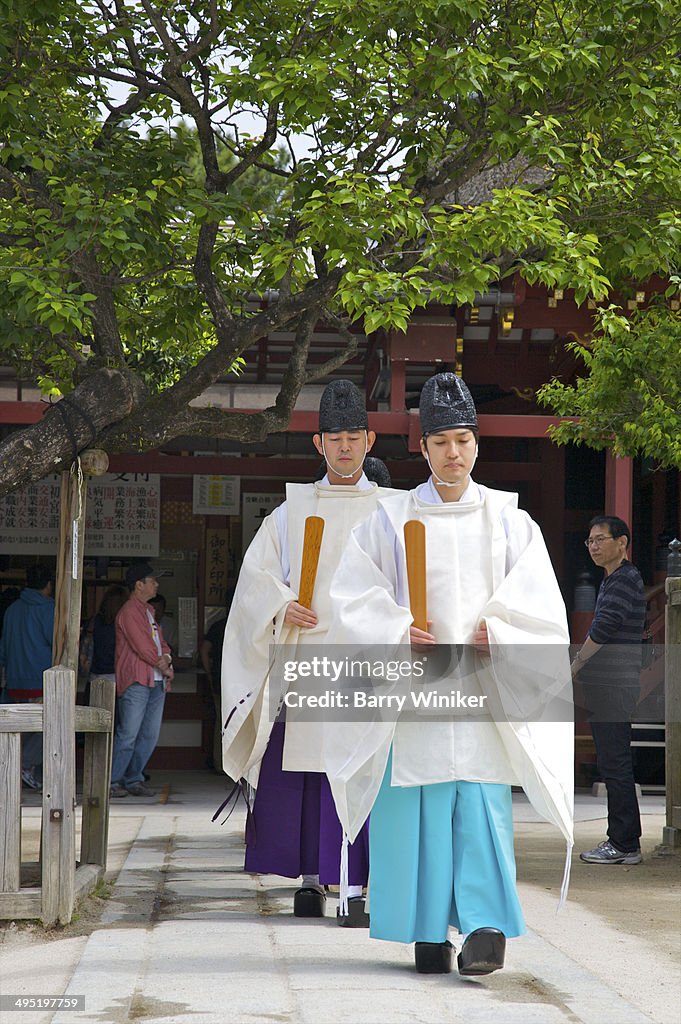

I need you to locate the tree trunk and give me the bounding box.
[0,368,144,498]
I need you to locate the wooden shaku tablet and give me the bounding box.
[298,515,325,609]
[403,519,427,632]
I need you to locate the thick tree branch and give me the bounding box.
[166,270,344,409]
[304,316,361,383]
[274,306,320,414]
[213,101,280,193]
[48,331,90,369]
[104,404,295,447]
[192,220,235,333]
[177,0,221,65]
[0,368,145,498]
[99,305,322,454]
[72,261,126,362]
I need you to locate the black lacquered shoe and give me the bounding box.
[336,895,370,928]
[457,927,506,976]
[414,940,453,974]
[293,886,326,917]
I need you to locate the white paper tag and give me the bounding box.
[72,521,79,579]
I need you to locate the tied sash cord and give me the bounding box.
[558,839,573,911]
[339,831,350,918]
[211,778,252,827]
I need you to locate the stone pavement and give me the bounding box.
[3,772,680,1024]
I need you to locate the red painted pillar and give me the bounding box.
[390,360,406,412]
[605,451,633,522]
[540,440,566,579]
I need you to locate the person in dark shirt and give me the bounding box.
[0,586,20,637]
[91,585,129,678]
[0,564,55,790]
[571,515,646,864]
[200,586,236,772]
[0,587,20,702]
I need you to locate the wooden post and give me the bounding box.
[80,676,116,866]
[0,732,21,893]
[53,463,87,670]
[664,569,681,847]
[44,450,109,923]
[53,450,109,669]
[41,666,76,926]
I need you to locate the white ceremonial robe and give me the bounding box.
[322,480,574,854]
[220,477,398,782]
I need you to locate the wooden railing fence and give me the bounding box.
[0,668,114,926]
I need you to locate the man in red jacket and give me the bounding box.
[110,563,173,798]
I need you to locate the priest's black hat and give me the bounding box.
[318,379,368,433]
[419,372,478,437]
[364,457,392,487]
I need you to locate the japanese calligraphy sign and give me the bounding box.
[192,475,240,516]
[177,596,198,659]
[204,528,230,606]
[241,493,283,550]
[0,473,160,556]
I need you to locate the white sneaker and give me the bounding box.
[580,840,642,864]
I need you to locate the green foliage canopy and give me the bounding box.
[0,0,680,491]
[538,304,681,468]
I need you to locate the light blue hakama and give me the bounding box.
[369,754,526,943]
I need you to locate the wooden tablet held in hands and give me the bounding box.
[404,519,427,631]
[298,515,325,609]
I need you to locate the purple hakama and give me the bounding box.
[245,722,369,884]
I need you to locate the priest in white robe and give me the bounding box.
[220,379,398,923]
[323,372,574,975]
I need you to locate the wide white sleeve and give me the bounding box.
[326,511,412,647]
[272,500,290,583]
[485,509,570,645]
[481,509,574,845]
[220,513,298,780]
[322,511,413,841]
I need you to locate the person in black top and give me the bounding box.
[572,515,646,864]
[200,586,236,771]
[79,584,129,709]
[91,585,129,679]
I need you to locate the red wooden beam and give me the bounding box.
[0,401,45,423]
[407,411,572,450]
[108,455,321,476]
[477,414,570,437]
[107,453,544,481]
[0,401,574,450]
[0,403,411,434]
[241,351,366,364]
[279,411,413,433]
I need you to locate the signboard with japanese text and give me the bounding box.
[241,493,283,550]
[177,596,198,659]
[0,476,61,555]
[192,475,240,516]
[204,528,230,606]
[0,473,160,556]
